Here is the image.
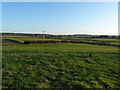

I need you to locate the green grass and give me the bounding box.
[2,38,22,44]
[3,36,119,44]
[2,38,119,88]
[59,37,92,41]
[55,37,119,46]
[3,36,61,43]
[59,37,118,41]
[82,38,119,45]
[91,38,118,41]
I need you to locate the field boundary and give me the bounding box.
[24,40,120,47]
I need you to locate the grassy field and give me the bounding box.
[57,37,119,45]
[90,39,119,45]
[2,36,119,88]
[3,36,119,45]
[91,38,118,41]
[3,36,61,43]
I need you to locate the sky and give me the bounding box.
[2,2,118,35]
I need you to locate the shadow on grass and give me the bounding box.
[2,39,23,44]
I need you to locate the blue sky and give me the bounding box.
[2,2,118,35]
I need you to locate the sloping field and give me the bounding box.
[2,42,119,88]
[3,36,61,43]
[61,37,119,45]
[2,39,22,44]
[90,38,119,45]
[2,36,119,47]
[91,38,118,41]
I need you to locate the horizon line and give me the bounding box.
[1,32,119,36]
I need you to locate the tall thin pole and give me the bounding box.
[43,30,45,42]
[43,30,44,37]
